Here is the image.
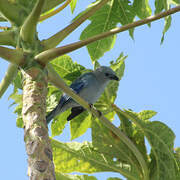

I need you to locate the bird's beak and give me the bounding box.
[110,75,119,81]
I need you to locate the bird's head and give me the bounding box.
[95,66,119,81]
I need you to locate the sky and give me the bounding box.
[0,1,180,179]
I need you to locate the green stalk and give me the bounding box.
[0,30,16,47]
[20,0,45,43]
[0,46,25,66]
[36,5,180,65]
[0,64,18,98]
[42,0,109,49]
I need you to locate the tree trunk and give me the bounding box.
[22,67,56,180]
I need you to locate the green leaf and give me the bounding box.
[51,55,85,84]
[133,0,152,19]
[13,71,22,89]
[51,110,70,137]
[161,15,171,44]
[70,112,91,140]
[9,89,23,128]
[137,110,157,120]
[56,173,97,180]
[154,0,167,14]
[51,139,137,179]
[122,110,179,180]
[80,1,135,61]
[91,117,141,180]
[70,0,77,13]
[107,178,123,180]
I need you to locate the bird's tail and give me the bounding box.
[46,101,64,124]
[46,108,57,124]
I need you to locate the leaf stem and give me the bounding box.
[0,30,16,47]
[40,0,72,22]
[36,5,180,64]
[0,64,18,98]
[20,0,45,43]
[0,46,25,65]
[42,0,110,49]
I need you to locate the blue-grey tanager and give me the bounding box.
[46,66,119,124]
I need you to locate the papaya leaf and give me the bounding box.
[122,109,179,180]
[91,117,142,180]
[133,0,152,19]
[51,110,70,137]
[70,112,91,140]
[51,139,138,180]
[80,1,135,61]
[70,0,78,13]
[8,89,23,128]
[51,55,85,84]
[56,173,97,180]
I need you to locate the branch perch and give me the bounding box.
[20,0,45,43]
[47,64,149,180]
[42,0,109,49]
[36,5,180,64]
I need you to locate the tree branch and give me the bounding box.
[40,0,72,22]
[36,5,180,65]
[0,64,18,98]
[47,64,149,180]
[42,0,109,50]
[0,46,25,66]
[0,30,16,47]
[20,0,45,43]
[0,0,25,25]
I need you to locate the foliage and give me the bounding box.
[1,0,180,180]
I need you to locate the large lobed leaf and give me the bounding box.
[56,173,97,180]
[51,139,137,180]
[91,117,142,180]
[80,0,135,62]
[120,109,179,180]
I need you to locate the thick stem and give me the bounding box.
[20,0,45,43]
[0,64,18,98]
[22,67,55,180]
[0,30,16,47]
[0,46,25,66]
[0,0,25,25]
[42,0,109,49]
[36,5,180,64]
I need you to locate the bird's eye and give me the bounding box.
[105,73,109,77]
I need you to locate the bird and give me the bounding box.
[46,66,119,124]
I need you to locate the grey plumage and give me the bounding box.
[46,66,119,124]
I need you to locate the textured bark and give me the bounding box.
[22,67,55,180]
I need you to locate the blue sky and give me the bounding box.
[0,1,180,179]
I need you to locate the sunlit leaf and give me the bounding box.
[80,1,135,61]
[70,112,91,140]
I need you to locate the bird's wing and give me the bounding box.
[58,72,94,107]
